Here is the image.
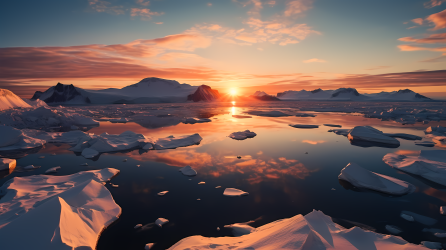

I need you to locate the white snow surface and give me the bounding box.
[0,126,46,151]
[338,163,415,195]
[383,150,446,186]
[0,158,16,171]
[224,223,256,236]
[0,89,32,110]
[348,126,400,146]
[179,165,197,176]
[229,130,257,140]
[168,209,427,250]
[0,168,121,250]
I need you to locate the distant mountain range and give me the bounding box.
[28,78,435,105]
[277,88,432,102]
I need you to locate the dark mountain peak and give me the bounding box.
[311,88,323,94]
[32,82,90,104]
[397,89,414,94]
[187,85,220,102]
[332,88,360,97]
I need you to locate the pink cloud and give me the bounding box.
[88,0,125,15]
[284,0,313,17]
[303,58,327,63]
[398,44,446,54]
[424,0,446,8]
[130,8,164,20]
[412,18,424,25]
[426,9,446,30]
[207,2,212,7]
[136,0,150,6]
[399,33,446,43]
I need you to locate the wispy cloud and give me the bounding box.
[426,9,446,30]
[88,0,125,15]
[136,0,150,6]
[412,18,424,25]
[284,0,313,17]
[303,58,326,63]
[398,44,446,54]
[399,33,446,43]
[130,8,164,20]
[424,0,446,8]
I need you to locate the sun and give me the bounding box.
[229,88,238,96]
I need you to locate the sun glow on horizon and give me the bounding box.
[229,88,238,96]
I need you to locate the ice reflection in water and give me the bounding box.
[1,102,446,249]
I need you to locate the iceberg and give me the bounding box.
[426,126,446,136]
[168,210,427,250]
[0,158,16,171]
[155,218,169,227]
[0,168,121,250]
[81,148,99,159]
[183,118,211,124]
[338,163,415,195]
[154,133,202,149]
[45,166,61,174]
[348,126,400,146]
[0,126,46,151]
[223,188,249,196]
[229,130,257,140]
[383,150,446,186]
[179,165,197,176]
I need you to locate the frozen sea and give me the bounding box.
[1,101,446,249]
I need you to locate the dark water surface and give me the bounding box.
[1,102,446,249]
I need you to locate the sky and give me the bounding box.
[0,0,445,98]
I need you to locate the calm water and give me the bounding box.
[1,101,446,249]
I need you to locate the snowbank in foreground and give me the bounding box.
[383,150,446,186]
[339,163,415,195]
[0,168,121,250]
[168,210,427,250]
[0,89,31,110]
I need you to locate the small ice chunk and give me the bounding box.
[215,186,221,188]
[440,206,446,215]
[331,188,336,191]
[134,224,143,229]
[289,124,319,128]
[24,165,38,170]
[422,241,442,249]
[136,165,141,167]
[324,124,342,128]
[338,163,415,195]
[0,158,16,171]
[348,126,400,146]
[229,130,257,140]
[123,159,127,162]
[224,223,255,236]
[155,218,169,227]
[385,225,402,234]
[81,148,99,159]
[435,233,446,238]
[217,227,220,231]
[144,243,154,250]
[45,166,61,174]
[179,166,197,176]
[197,198,201,200]
[415,141,435,147]
[143,143,153,150]
[158,191,169,196]
[39,156,45,159]
[401,211,437,225]
[198,182,205,185]
[110,184,119,188]
[80,163,88,166]
[154,134,202,149]
[401,213,415,221]
[223,188,249,196]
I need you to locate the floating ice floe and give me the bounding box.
[229,130,257,140]
[338,163,415,195]
[179,166,197,176]
[0,125,46,151]
[385,225,402,234]
[324,124,342,127]
[422,241,442,249]
[145,243,154,250]
[0,158,16,171]
[109,118,128,123]
[224,223,255,236]
[400,211,437,226]
[81,148,99,159]
[198,182,205,185]
[134,224,143,229]
[440,206,446,215]
[158,191,169,196]
[328,128,350,136]
[384,133,422,140]
[246,110,291,117]
[24,165,40,170]
[45,166,61,174]
[383,150,446,186]
[223,188,249,196]
[0,168,121,250]
[432,136,446,148]
[183,118,211,124]
[80,163,88,166]
[168,210,427,250]
[415,141,436,147]
[295,113,316,117]
[289,124,319,128]
[72,131,147,153]
[348,126,400,146]
[154,133,202,149]
[155,218,169,227]
[426,126,446,136]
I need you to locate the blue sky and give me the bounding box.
[0,0,445,98]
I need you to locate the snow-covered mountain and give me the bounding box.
[250,91,280,101]
[187,85,220,102]
[32,78,199,104]
[364,89,431,101]
[253,91,268,97]
[0,89,32,110]
[277,88,432,101]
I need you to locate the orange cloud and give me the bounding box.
[424,0,446,8]
[136,0,150,6]
[284,0,313,17]
[303,58,327,63]
[399,33,446,44]
[426,9,446,30]
[412,18,424,25]
[398,44,446,54]
[130,8,164,20]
